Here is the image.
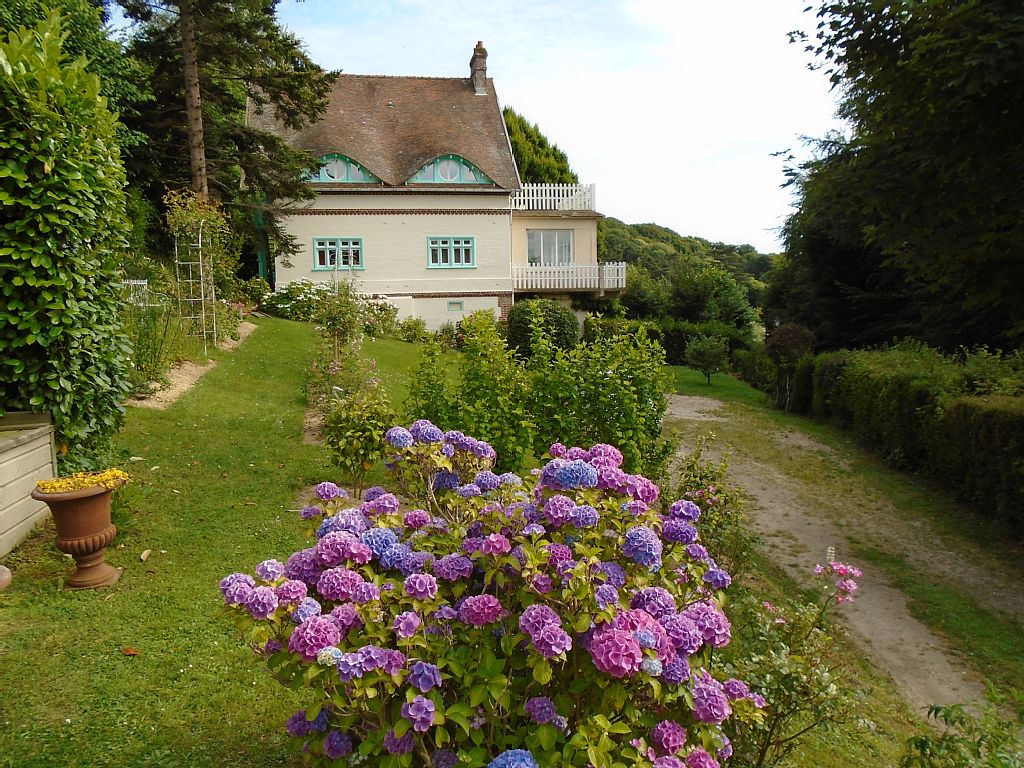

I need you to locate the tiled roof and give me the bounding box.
[248,74,521,191]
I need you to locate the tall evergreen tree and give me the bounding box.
[503,107,578,184]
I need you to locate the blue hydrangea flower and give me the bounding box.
[432,471,461,491]
[291,597,322,623]
[499,472,523,487]
[456,483,482,498]
[336,652,364,682]
[474,471,502,491]
[622,526,663,569]
[489,749,540,768]
[407,660,443,692]
[641,657,664,676]
[595,583,619,610]
[380,543,413,571]
[571,504,599,529]
[703,567,732,590]
[360,527,399,559]
[634,629,657,649]
[385,426,414,448]
[662,517,699,544]
[553,459,599,490]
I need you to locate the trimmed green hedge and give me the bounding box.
[584,316,751,366]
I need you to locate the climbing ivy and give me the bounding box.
[0,13,131,469]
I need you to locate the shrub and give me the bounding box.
[221,428,764,768]
[583,316,662,346]
[122,302,189,396]
[530,319,671,475]
[766,324,816,412]
[362,298,398,339]
[322,384,397,498]
[0,14,131,469]
[263,279,334,321]
[397,317,430,344]
[659,318,753,366]
[313,282,362,362]
[435,320,460,350]
[732,346,774,391]
[685,336,730,385]
[237,276,271,307]
[404,337,457,429]
[506,299,579,359]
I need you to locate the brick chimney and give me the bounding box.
[470,41,487,95]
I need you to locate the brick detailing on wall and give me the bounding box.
[497,292,513,321]
[292,208,510,216]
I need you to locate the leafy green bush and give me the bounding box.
[506,298,579,358]
[685,335,730,385]
[530,318,671,475]
[237,276,271,307]
[810,352,849,420]
[583,315,662,345]
[396,316,430,344]
[122,302,190,396]
[323,384,397,497]
[361,298,398,339]
[262,279,334,321]
[659,317,753,366]
[404,337,457,429]
[434,320,461,350]
[0,14,131,469]
[312,282,362,362]
[732,345,775,391]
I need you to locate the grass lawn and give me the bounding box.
[0,317,335,767]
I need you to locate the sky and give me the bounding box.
[275,0,847,253]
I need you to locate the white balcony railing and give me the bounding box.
[511,183,596,211]
[513,262,626,292]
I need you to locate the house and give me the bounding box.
[249,42,625,328]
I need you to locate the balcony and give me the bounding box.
[513,262,626,293]
[511,183,596,212]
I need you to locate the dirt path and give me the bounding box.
[665,394,1003,714]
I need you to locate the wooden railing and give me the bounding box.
[511,183,596,211]
[513,262,626,292]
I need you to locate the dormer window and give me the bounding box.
[308,154,380,183]
[410,155,494,185]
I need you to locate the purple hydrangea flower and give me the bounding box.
[531,573,553,594]
[595,465,629,492]
[691,671,732,724]
[292,597,322,623]
[652,720,687,755]
[385,426,415,448]
[624,499,648,517]
[402,695,436,732]
[404,573,439,599]
[588,627,643,678]
[474,470,502,491]
[407,660,442,692]
[456,483,482,498]
[595,584,619,610]
[597,561,627,588]
[660,613,704,656]
[285,708,329,737]
[626,474,660,505]
[642,657,664,676]
[432,471,461,491]
[288,615,340,660]
[223,581,254,606]
[686,543,710,562]
[546,543,573,564]
[255,559,285,582]
[684,602,731,648]
[381,648,406,675]
[393,610,422,638]
[352,581,381,604]
[336,652,364,682]
[653,758,687,768]
[246,586,279,619]
[383,728,414,755]
[533,624,573,657]
[357,644,388,671]
[365,492,400,514]
[548,442,567,457]
[403,509,431,529]
[459,594,505,626]
[524,696,557,724]
[669,499,702,522]
[301,505,324,520]
[661,655,691,685]
[284,548,322,585]
[723,678,751,700]
[542,495,576,526]
[703,568,732,590]
[363,486,387,502]
[571,504,600,529]
[662,518,699,544]
[328,603,363,634]
[631,587,677,619]
[433,749,458,768]
[275,579,307,604]
[410,420,444,443]
[317,567,364,602]
[315,482,346,501]
[323,730,353,759]
[489,750,540,768]
[684,747,720,768]
[219,572,255,596]
[623,526,663,568]
[481,533,511,556]
[717,736,733,761]
[586,443,623,468]
[435,553,473,581]
[499,472,522,487]
[317,531,372,567]
[522,523,546,536]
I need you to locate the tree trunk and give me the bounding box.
[179,0,208,200]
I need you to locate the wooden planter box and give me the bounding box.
[0,413,57,557]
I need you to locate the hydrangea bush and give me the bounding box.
[221,423,765,768]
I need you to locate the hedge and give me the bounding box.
[584,316,752,366]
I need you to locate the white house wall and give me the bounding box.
[276,193,513,298]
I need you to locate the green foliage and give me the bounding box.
[502,107,578,183]
[766,323,817,411]
[405,336,457,430]
[434,320,461,351]
[0,13,132,469]
[901,686,1024,768]
[360,298,398,339]
[396,316,430,344]
[776,1,1024,348]
[684,336,730,386]
[731,345,775,391]
[236,276,270,306]
[456,312,534,473]
[311,281,362,361]
[121,301,192,395]
[164,188,241,299]
[262,279,334,321]
[529,318,671,475]
[506,298,579,359]
[323,384,397,498]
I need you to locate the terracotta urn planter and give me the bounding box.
[31,480,124,590]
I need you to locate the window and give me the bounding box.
[410,155,494,184]
[447,301,464,311]
[314,238,363,270]
[428,237,475,268]
[527,230,573,266]
[307,154,380,183]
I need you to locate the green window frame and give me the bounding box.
[307,154,380,183]
[427,237,476,269]
[410,155,494,185]
[313,237,364,271]
[447,300,464,312]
